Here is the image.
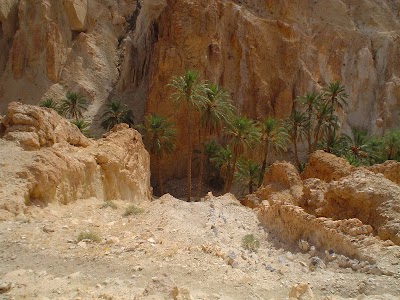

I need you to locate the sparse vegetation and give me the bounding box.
[241,234,260,252]
[100,200,117,209]
[101,99,134,131]
[123,205,144,217]
[77,230,101,243]
[39,98,59,112]
[70,119,91,136]
[59,91,88,120]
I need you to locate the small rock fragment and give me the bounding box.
[298,239,309,252]
[43,225,55,233]
[0,282,12,294]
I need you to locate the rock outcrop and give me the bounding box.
[0,103,151,220]
[301,151,353,182]
[253,151,400,276]
[323,169,400,245]
[1,102,89,150]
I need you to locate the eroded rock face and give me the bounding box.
[323,169,400,245]
[2,102,90,150]
[0,104,151,220]
[257,161,303,204]
[254,151,400,276]
[301,151,353,182]
[369,160,400,185]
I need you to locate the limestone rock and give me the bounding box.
[63,0,88,31]
[257,161,303,204]
[323,169,400,245]
[2,102,90,150]
[289,283,314,300]
[0,104,151,218]
[369,160,400,185]
[301,151,353,182]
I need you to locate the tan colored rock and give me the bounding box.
[301,151,353,182]
[368,160,400,185]
[0,0,16,21]
[2,102,90,150]
[323,169,400,245]
[257,161,303,204]
[0,104,151,218]
[63,0,88,31]
[289,282,314,300]
[300,178,329,214]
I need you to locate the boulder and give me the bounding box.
[301,151,353,182]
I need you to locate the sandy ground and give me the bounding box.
[0,195,399,300]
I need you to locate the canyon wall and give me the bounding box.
[1,0,400,179]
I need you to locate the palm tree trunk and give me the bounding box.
[156,155,164,195]
[187,118,192,202]
[307,128,312,155]
[249,179,253,194]
[307,105,312,155]
[197,128,205,199]
[226,151,239,192]
[258,146,269,187]
[293,129,301,168]
[313,123,322,152]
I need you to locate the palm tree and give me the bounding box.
[101,99,134,131]
[235,158,261,194]
[296,92,322,154]
[313,102,338,152]
[169,70,207,201]
[323,81,349,152]
[257,117,289,186]
[39,98,59,112]
[197,84,235,197]
[210,145,233,189]
[224,116,260,193]
[70,119,91,137]
[203,139,222,187]
[323,81,349,112]
[344,127,372,159]
[382,129,400,160]
[59,92,88,120]
[139,114,176,195]
[286,109,306,168]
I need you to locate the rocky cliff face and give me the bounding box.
[1,0,400,179]
[0,103,151,220]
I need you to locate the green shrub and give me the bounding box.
[100,200,117,209]
[77,231,101,243]
[242,234,260,252]
[123,205,144,217]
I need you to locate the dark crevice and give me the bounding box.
[126,1,142,32]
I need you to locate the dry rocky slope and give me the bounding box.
[1,104,400,299]
[1,0,400,179]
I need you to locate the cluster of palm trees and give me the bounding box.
[39,93,134,136]
[290,83,400,167]
[39,92,91,135]
[139,70,290,199]
[140,71,400,199]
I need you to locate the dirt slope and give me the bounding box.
[1,195,399,300]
